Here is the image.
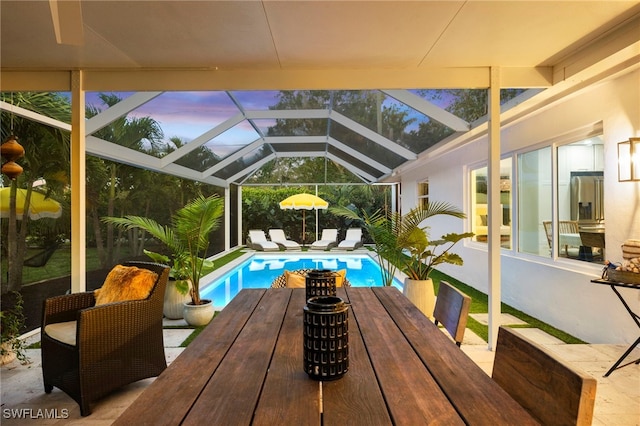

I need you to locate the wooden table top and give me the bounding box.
[115,287,538,425]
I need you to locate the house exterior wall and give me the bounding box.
[399,69,640,344]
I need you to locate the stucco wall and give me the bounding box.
[400,70,640,344]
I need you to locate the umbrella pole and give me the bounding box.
[302,210,306,246]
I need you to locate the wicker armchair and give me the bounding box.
[41,261,170,416]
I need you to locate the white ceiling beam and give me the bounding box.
[0,101,71,131]
[86,135,227,187]
[326,153,376,183]
[85,91,162,134]
[202,139,265,177]
[48,0,84,46]
[86,135,163,169]
[161,112,246,166]
[266,136,326,144]
[161,162,228,187]
[276,152,324,158]
[330,111,417,160]
[245,109,329,120]
[382,89,469,132]
[0,67,555,92]
[227,154,276,184]
[327,137,391,174]
[552,12,640,84]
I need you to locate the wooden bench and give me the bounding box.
[492,326,597,426]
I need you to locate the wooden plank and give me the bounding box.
[372,287,539,426]
[322,288,393,425]
[182,288,292,425]
[113,289,266,426]
[346,288,464,425]
[493,326,597,426]
[252,289,321,425]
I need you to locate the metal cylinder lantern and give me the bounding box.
[305,269,337,300]
[303,295,349,381]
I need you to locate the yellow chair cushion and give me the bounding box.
[94,265,158,305]
[284,269,347,288]
[335,269,346,287]
[285,270,307,288]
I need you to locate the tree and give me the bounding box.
[85,93,164,268]
[1,92,71,294]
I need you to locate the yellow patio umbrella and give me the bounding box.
[279,193,329,244]
[0,188,62,220]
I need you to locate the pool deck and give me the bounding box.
[2,316,638,425]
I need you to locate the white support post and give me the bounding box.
[488,67,502,351]
[238,185,243,248]
[224,187,230,251]
[315,184,319,241]
[70,70,86,293]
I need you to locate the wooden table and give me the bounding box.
[115,287,537,425]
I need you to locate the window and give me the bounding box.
[556,137,605,261]
[516,135,604,262]
[517,147,552,256]
[470,159,512,248]
[418,181,429,209]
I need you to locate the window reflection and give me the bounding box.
[471,159,512,249]
[515,136,605,263]
[557,137,605,262]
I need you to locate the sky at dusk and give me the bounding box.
[77,89,455,157]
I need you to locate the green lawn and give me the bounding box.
[3,244,121,285]
[429,270,586,344]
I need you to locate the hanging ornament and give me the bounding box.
[1,161,23,180]
[1,134,25,180]
[1,135,25,161]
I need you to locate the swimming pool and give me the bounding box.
[200,253,403,308]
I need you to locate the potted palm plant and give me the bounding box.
[332,202,473,319]
[104,193,224,325]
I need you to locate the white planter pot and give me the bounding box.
[164,279,192,320]
[183,299,215,326]
[403,278,435,320]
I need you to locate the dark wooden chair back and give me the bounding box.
[433,281,471,346]
[492,326,597,426]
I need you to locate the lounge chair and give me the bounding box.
[337,228,363,250]
[310,229,338,250]
[268,229,301,250]
[247,230,280,252]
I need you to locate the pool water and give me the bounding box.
[200,253,402,308]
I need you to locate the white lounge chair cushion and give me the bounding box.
[248,230,280,251]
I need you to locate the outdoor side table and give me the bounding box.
[591,278,640,377]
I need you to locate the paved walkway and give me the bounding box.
[1,318,638,425]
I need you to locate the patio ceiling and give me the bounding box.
[2,1,640,187]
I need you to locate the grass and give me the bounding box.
[429,269,586,344]
[3,244,130,286]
